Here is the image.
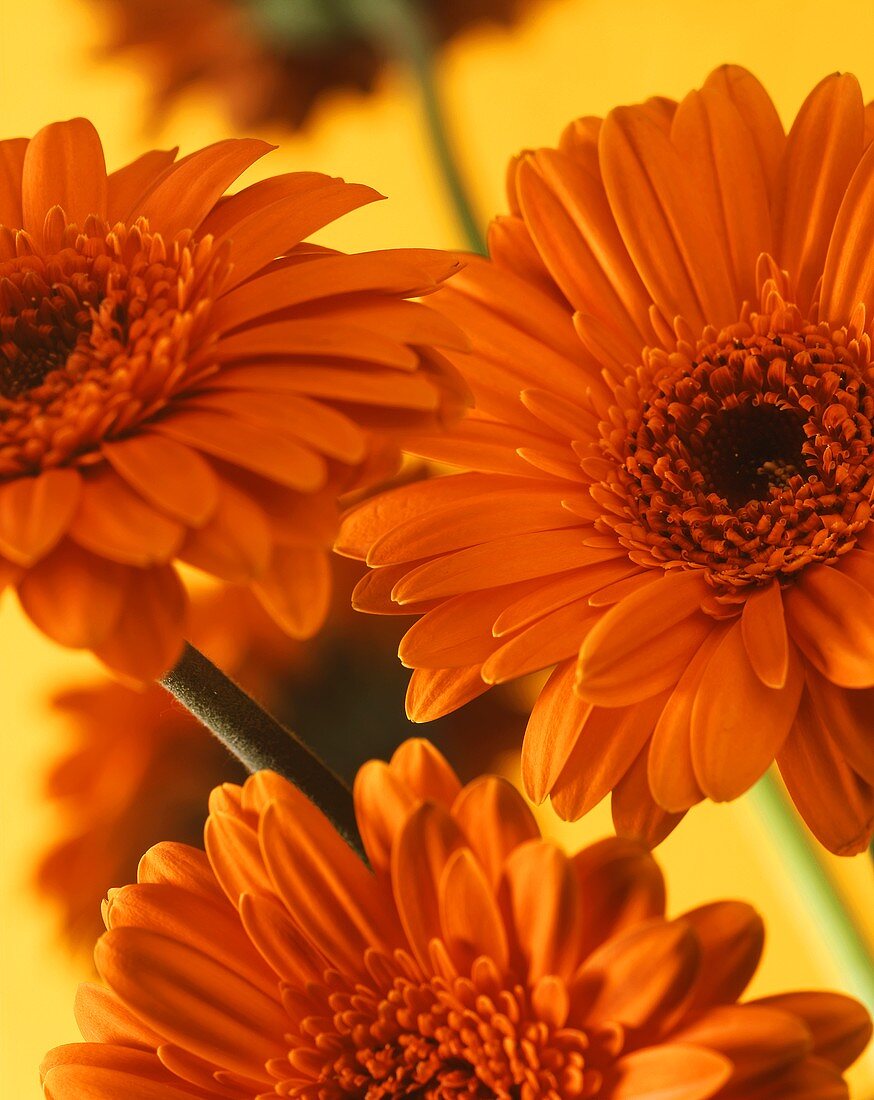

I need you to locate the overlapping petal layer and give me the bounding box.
[42,740,871,1098]
[340,67,874,853]
[0,118,466,678]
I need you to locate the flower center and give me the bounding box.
[0,217,225,478]
[697,402,808,509]
[277,951,618,1098]
[595,300,874,587]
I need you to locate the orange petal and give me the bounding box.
[576,572,709,707]
[805,668,874,784]
[22,119,107,241]
[239,891,322,987]
[388,738,462,805]
[92,565,186,681]
[775,74,864,314]
[691,621,803,801]
[550,694,666,821]
[0,467,81,565]
[405,665,491,722]
[702,66,785,200]
[740,581,789,689]
[571,837,665,956]
[137,843,223,899]
[648,627,726,812]
[0,136,27,227]
[612,742,687,848]
[501,839,581,982]
[74,984,162,1048]
[680,900,764,1012]
[17,542,129,648]
[106,148,178,224]
[212,318,418,370]
[608,1044,731,1100]
[821,139,874,324]
[482,596,599,683]
[353,760,420,873]
[521,660,591,804]
[600,106,737,331]
[252,545,331,639]
[398,585,523,669]
[95,927,283,1082]
[777,693,874,855]
[204,811,273,907]
[260,796,396,976]
[134,137,273,237]
[451,776,539,887]
[391,802,465,970]
[179,479,271,584]
[69,467,185,567]
[102,433,219,527]
[439,849,509,972]
[573,919,699,1030]
[729,1056,850,1099]
[784,565,874,688]
[153,409,327,492]
[43,1060,199,1100]
[753,991,872,1071]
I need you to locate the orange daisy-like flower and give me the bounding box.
[0,118,465,678]
[42,739,871,1099]
[339,67,874,854]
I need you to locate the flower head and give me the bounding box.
[93,0,537,131]
[0,118,465,678]
[339,67,874,854]
[42,739,870,1098]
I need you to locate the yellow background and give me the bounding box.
[2,0,874,1094]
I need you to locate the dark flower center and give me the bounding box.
[698,402,808,509]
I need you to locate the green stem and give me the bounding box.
[749,770,874,1011]
[357,0,488,254]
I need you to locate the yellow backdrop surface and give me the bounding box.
[2,0,874,1095]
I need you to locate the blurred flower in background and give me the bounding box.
[41,741,872,1098]
[36,558,524,951]
[92,0,537,132]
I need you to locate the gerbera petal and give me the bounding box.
[571,837,665,956]
[576,572,709,707]
[252,545,331,638]
[784,564,874,688]
[439,849,509,972]
[522,660,591,804]
[353,760,420,873]
[740,581,789,689]
[648,627,725,812]
[501,839,581,982]
[612,743,687,848]
[69,467,186,567]
[106,148,178,224]
[550,694,666,821]
[43,1061,199,1100]
[0,136,27,227]
[405,664,491,722]
[599,107,737,331]
[22,119,108,240]
[451,776,539,887]
[777,692,874,855]
[691,621,804,801]
[775,73,864,313]
[482,596,599,683]
[134,137,273,237]
[153,409,327,492]
[388,737,463,806]
[101,434,220,527]
[204,811,274,906]
[679,900,765,1012]
[0,467,81,565]
[91,565,186,681]
[702,66,785,199]
[753,992,873,1071]
[95,927,284,1081]
[178,478,271,584]
[607,1044,731,1100]
[670,84,771,302]
[391,801,465,970]
[820,140,874,325]
[573,920,699,1030]
[74,985,163,1048]
[17,542,129,648]
[805,668,874,784]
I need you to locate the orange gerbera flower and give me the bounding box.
[339,67,874,854]
[41,739,871,1099]
[94,0,537,131]
[0,118,465,679]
